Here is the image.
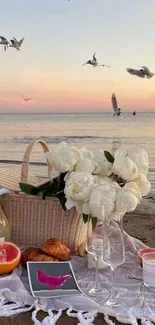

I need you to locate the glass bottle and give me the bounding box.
[0,202,11,242]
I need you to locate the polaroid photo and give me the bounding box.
[27,261,83,298]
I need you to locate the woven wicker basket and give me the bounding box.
[0,139,87,251]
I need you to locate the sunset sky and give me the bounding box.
[0,0,155,112]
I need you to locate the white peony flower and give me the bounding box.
[75,158,97,174]
[94,175,110,185]
[113,146,149,177]
[116,188,138,217]
[134,174,151,196]
[47,142,67,161]
[80,147,93,159]
[108,180,121,192]
[112,150,138,181]
[45,142,82,173]
[92,149,113,176]
[127,147,149,175]
[125,181,142,201]
[89,184,116,221]
[94,175,121,191]
[114,147,126,159]
[82,202,91,215]
[64,171,95,213]
[45,142,150,222]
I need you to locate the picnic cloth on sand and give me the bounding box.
[0,224,155,325]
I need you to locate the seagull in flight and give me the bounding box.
[111,93,122,118]
[10,37,24,51]
[21,94,32,102]
[126,68,145,78]
[139,66,154,79]
[126,66,154,79]
[82,53,110,68]
[0,36,10,51]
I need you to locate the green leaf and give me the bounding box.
[104,150,114,163]
[38,180,53,192]
[39,180,59,197]
[55,192,67,211]
[83,213,89,224]
[38,173,67,197]
[59,172,68,190]
[19,183,40,196]
[91,217,98,230]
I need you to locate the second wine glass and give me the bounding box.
[101,219,126,311]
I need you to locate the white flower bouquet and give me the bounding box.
[19,142,151,227]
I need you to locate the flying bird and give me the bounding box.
[9,37,24,51]
[139,66,154,79]
[111,93,122,118]
[126,68,145,78]
[37,269,71,290]
[126,66,154,79]
[21,94,32,102]
[0,36,10,51]
[82,53,110,68]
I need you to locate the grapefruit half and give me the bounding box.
[0,242,21,275]
[137,248,155,263]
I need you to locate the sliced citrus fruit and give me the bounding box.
[137,248,155,263]
[0,242,21,275]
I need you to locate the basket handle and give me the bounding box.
[20,139,52,183]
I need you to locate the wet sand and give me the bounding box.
[0,198,155,325]
[0,311,124,325]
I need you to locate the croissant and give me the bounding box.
[32,254,58,262]
[41,238,70,261]
[21,247,58,264]
[21,248,42,264]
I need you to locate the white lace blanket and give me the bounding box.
[0,231,155,325]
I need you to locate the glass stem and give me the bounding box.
[94,255,99,290]
[111,267,116,299]
[119,217,124,232]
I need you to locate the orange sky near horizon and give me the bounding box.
[0,67,155,112]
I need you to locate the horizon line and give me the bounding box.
[0,110,154,114]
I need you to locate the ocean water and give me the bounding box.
[0,112,155,193]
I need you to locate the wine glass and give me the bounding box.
[86,217,108,297]
[102,219,126,310]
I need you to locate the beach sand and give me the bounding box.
[0,198,154,325]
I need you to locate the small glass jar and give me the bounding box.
[0,203,11,242]
[142,252,155,288]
